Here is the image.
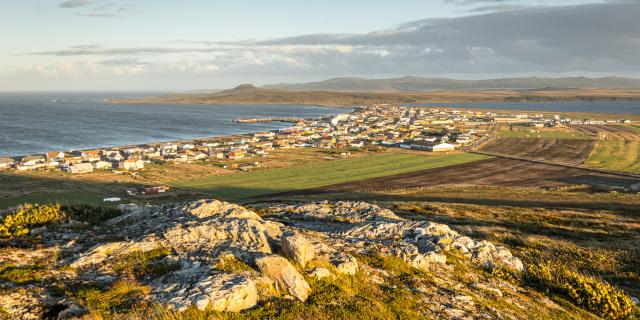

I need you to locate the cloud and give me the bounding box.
[59,1,130,18]
[19,1,640,85]
[59,0,93,8]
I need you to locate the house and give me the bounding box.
[21,155,45,166]
[0,157,15,170]
[429,143,456,152]
[67,163,94,174]
[63,156,84,165]
[119,159,145,170]
[82,150,101,162]
[46,151,65,162]
[93,161,113,170]
[106,151,124,162]
[161,144,178,156]
[228,150,245,160]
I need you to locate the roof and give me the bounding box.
[22,155,45,162]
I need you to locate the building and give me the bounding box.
[67,163,94,174]
[21,155,45,166]
[429,143,456,152]
[46,151,65,162]
[93,161,113,170]
[82,150,101,162]
[228,150,245,160]
[119,159,145,170]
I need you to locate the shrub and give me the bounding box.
[0,204,66,238]
[527,262,638,319]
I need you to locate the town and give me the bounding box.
[0,105,634,175]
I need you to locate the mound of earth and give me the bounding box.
[0,199,570,319]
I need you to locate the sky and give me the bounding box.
[1,0,638,91]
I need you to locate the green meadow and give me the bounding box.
[173,152,490,199]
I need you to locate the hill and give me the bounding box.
[110,84,640,106]
[263,76,640,92]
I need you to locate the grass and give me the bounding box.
[72,280,151,318]
[0,191,109,210]
[111,247,178,280]
[174,153,490,199]
[498,130,592,140]
[586,140,640,173]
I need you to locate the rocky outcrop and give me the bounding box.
[264,201,524,273]
[1,199,526,317]
[256,255,311,301]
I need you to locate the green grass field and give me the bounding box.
[586,140,640,173]
[174,152,490,199]
[498,130,592,140]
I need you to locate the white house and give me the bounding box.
[119,159,145,170]
[93,161,113,170]
[429,143,456,152]
[67,163,94,174]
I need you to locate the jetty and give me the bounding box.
[236,117,304,123]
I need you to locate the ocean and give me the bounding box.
[0,92,345,157]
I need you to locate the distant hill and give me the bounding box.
[110,84,640,106]
[263,76,640,92]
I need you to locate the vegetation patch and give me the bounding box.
[72,280,150,318]
[527,262,639,320]
[586,140,640,173]
[0,264,45,284]
[0,203,122,238]
[0,203,66,238]
[213,255,256,274]
[112,247,178,280]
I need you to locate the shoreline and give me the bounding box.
[0,113,345,160]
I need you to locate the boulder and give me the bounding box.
[281,233,316,268]
[256,255,311,301]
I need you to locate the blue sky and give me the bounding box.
[1,0,637,91]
